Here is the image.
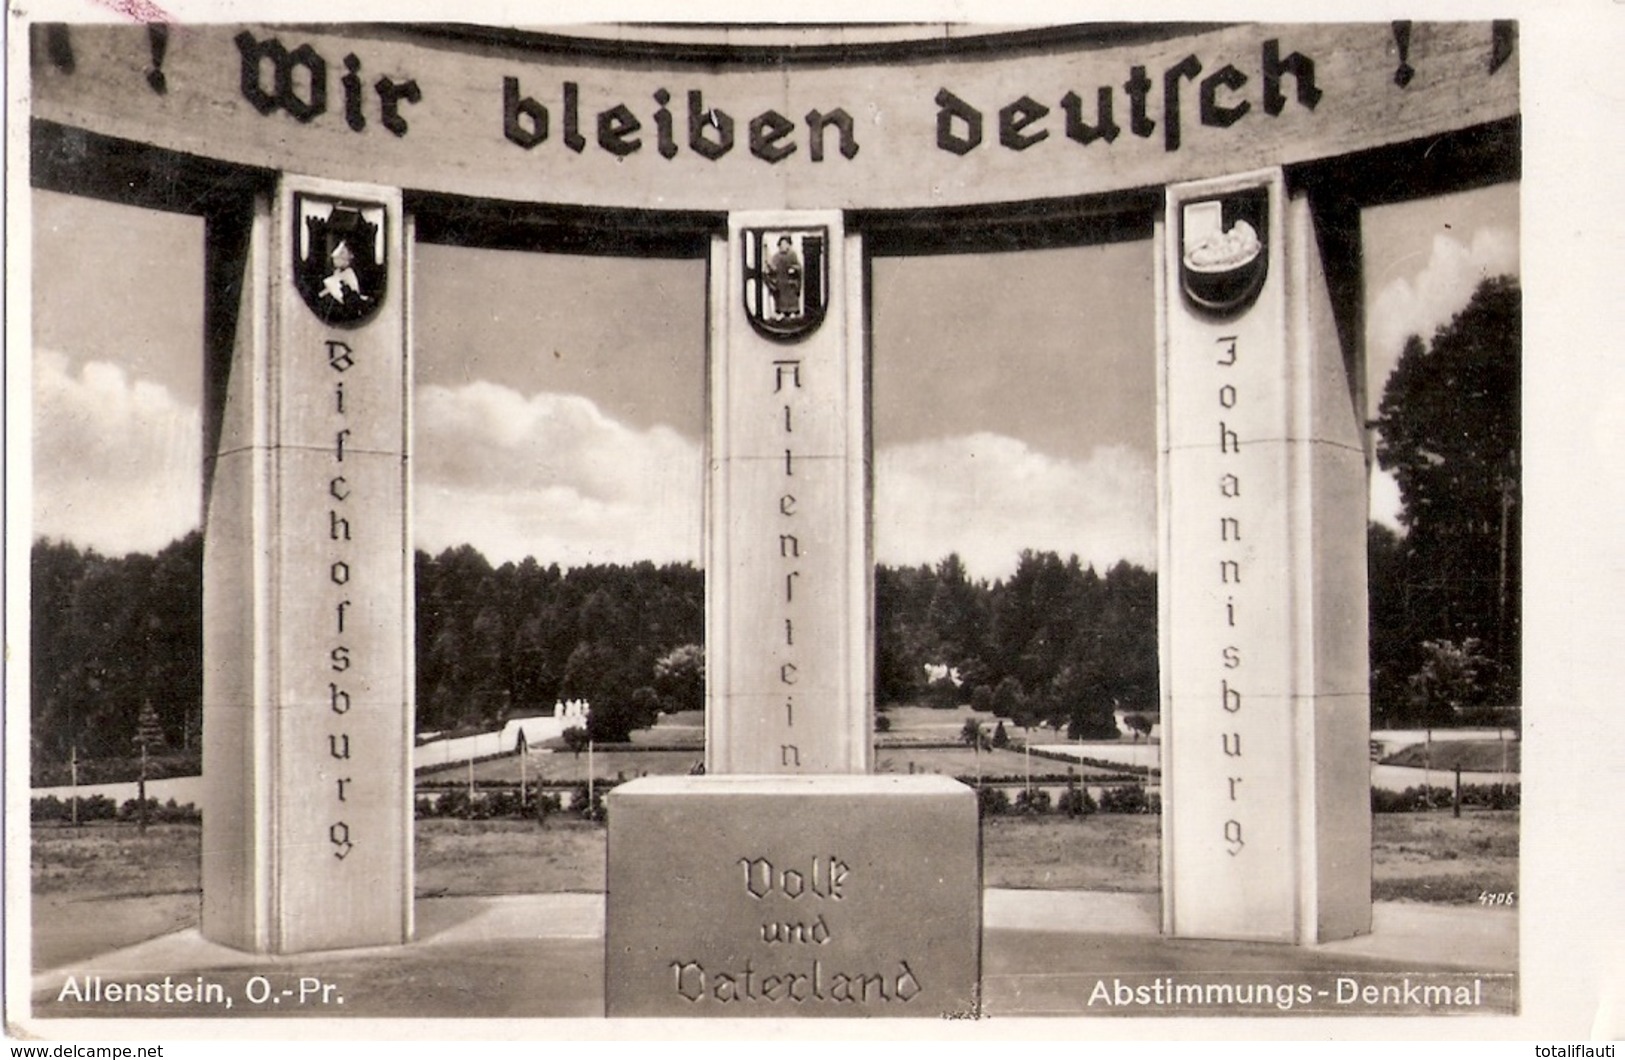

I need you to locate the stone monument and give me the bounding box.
[200,177,414,954]
[28,18,1517,977]
[1158,170,1371,942]
[605,214,982,1017]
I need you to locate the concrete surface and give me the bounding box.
[29,889,1516,1021]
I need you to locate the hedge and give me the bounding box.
[31,795,199,824]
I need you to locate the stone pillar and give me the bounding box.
[1157,169,1372,944]
[607,212,978,1016]
[706,212,872,774]
[201,176,413,954]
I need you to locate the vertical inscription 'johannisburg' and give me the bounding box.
[1215,334,1245,857]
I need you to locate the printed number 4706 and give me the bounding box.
[1479,891,1516,906]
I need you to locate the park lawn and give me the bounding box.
[1370,809,1519,902]
[415,818,606,895]
[872,745,1120,781]
[30,810,1518,970]
[982,815,1160,891]
[31,822,204,970]
[1382,739,1521,773]
[420,748,705,786]
[427,744,1120,788]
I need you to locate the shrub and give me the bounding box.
[1057,784,1096,817]
[32,794,128,824]
[1012,787,1050,815]
[1371,785,1449,813]
[36,794,124,823]
[561,727,590,757]
[32,795,64,822]
[1099,783,1159,814]
[483,788,525,818]
[976,786,1009,818]
[433,788,473,818]
[571,781,610,821]
[1472,783,1520,810]
[1371,783,1520,813]
[118,797,199,824]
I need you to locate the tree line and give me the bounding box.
[1370,276,1520,722]
[32,532,203,763]
[877,552,1157,739]
[27,517,1508,768]
[28,538,1159,761]
[27,277,1519,763]
[414,546,703,741]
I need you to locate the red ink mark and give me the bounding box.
[92,0,174,24]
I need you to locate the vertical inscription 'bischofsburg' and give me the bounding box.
[326,338,355,859]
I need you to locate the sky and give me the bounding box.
[30,181,1517,577]
[411,244,707,568]
[31,192,205,554]
[870,243,1156,580]
[1361,183,1521,530]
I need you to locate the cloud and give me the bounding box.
[1367,226,1519,405]
[1370,468,1403,533]
[413,381,702,566]
[32,350,202,555]
[875,433,1155,582]
[27,361,1156,576]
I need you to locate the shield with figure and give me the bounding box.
[742,227,828,342]
[1178,187,1269,317]
[293,194,388,327]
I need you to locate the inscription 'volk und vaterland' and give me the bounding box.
[325,338,356,860]
[661,853,923,1005]
[740,854,850,945]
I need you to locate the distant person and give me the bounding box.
[765,235,803,319]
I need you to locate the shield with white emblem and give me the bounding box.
[294,194,388,328]
[1179,188,1269,317]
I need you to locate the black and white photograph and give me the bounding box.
[5,1,1623,1046]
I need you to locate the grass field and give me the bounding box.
[1383,739,1522,772]
[431,744,1128,786]
[31,809,1517,971]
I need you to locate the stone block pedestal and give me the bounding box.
[605,775,980,1017]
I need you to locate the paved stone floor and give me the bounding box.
[28,891,1516,1022]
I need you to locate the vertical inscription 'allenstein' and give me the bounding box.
[775,357,804,771]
